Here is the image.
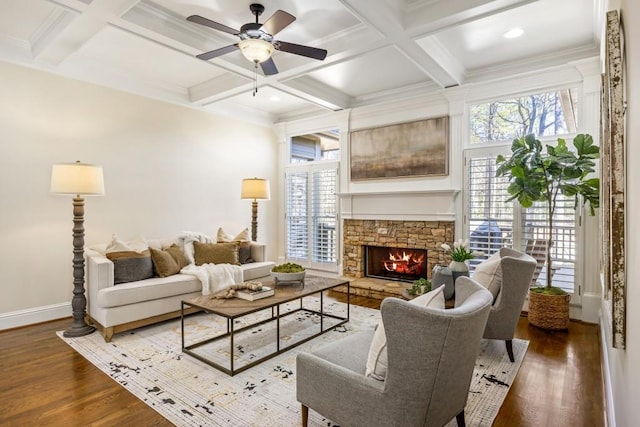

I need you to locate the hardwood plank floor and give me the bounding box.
[0,292,604,426]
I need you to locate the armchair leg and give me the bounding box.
[456,410,466,427]
[301,404,309,427]
[506,340,515,362]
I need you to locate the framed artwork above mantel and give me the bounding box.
[349,116,449,181]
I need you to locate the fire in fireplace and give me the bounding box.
[364,245,427,282]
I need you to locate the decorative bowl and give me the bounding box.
[270,270,306,285]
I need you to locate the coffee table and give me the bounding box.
[181,276,350,376]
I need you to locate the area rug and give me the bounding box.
[58,298,527,426]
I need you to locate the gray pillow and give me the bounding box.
[239,245,254,264]
[107,250,154,284]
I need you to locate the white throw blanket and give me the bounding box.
[181,263,243,295]
[177,231,215,265]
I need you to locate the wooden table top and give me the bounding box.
[183,275,349,319]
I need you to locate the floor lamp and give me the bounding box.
[240,178,270,242]
[51,161,105,337]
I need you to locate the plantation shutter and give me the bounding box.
[285,171,308,261]
[285,162,339,271]
[311,168,337,265]
[466,155,513,269]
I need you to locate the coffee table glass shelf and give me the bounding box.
[181,276,350,376]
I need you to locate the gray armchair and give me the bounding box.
[296,277,493,427]
[479,247,537,362]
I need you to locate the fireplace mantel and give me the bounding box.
[339,189,459,222]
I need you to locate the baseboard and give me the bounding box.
[0,302,70,331]
[599,308,616,427]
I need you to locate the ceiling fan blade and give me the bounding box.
[260,58,279,76]
[260,10,295,36]
[196,44,238,61]
[187,15,239,36]
[275,41,327,61]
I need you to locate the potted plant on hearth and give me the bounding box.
[496,133,599,330]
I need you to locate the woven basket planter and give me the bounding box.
[528,290,571,330]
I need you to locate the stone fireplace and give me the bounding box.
[343,219,454,282]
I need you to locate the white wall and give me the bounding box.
[601,1,639,425]
[0,61,278,327]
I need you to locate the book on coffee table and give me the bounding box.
[235,286,274,301]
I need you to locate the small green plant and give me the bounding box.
[409,277,431,295]
[272,262,305,273]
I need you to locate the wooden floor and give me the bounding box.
[0,292,605,426]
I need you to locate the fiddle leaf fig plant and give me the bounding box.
[496,133,600,292]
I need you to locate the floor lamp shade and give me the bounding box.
[240,178,270,201]
[51,161,105,338]
[50,162,105,195]
[241,178,270,242]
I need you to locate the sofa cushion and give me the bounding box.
[472,250,503,301]
[365,285,445,381]
[97,274,202,308]
[194,242,239,266]
[106,250,154,284]
[150,245,189,278]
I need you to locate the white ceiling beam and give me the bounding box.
[339,0,461,87]
[404,0,540,36]
[278,76,352,111]
[35,0,141,65]
[189,73,251,104]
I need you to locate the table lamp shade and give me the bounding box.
[241,178,270,200]
[50,162,105,196]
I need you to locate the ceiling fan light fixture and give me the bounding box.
[239,38,274,63]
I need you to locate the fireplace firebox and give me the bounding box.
[364,245,427,282]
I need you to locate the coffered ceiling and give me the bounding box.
[0,0,601,125]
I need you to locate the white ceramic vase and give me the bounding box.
[448,261,470,291]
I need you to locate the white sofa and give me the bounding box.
[86,239,275,342]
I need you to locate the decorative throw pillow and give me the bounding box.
[107,250,154,284]
[150,245,189,277]
[193,242,239,266]
[217,227,250,243]
[105,234,148,253]
[166,244,189,269]
[472,250,503,301]
[365,285,446,381]
[238,244,254,264]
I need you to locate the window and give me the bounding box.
[291,130,340,163]
[470,88,578,144]
[285,162,339,271]
[465,150,577,292]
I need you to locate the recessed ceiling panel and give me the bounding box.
[64,26,226,89]
[429,0,595,70]
[150,0,360,46]
[0,0,60,40]
[306,46,430,98]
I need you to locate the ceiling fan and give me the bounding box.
[187,3,328,76]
